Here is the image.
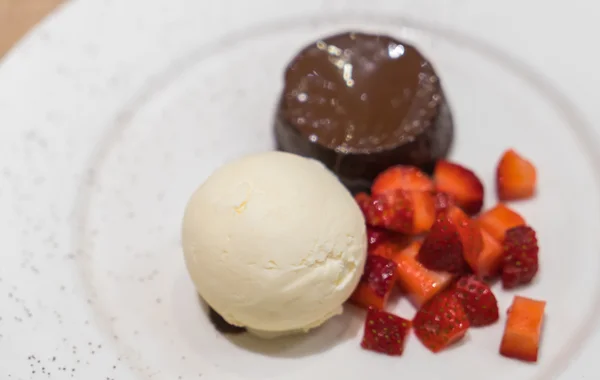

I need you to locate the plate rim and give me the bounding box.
[0,1,599,379]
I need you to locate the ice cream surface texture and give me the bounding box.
[182,151,367,337]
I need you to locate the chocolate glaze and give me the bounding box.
[275,32,454,192]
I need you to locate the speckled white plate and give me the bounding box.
[1,0,600,379]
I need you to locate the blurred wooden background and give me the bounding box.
[0,0,64,57]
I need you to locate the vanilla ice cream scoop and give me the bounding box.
[182,151,367,337]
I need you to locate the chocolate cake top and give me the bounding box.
[282,32,442,153]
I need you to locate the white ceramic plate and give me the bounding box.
[1,0,600,379]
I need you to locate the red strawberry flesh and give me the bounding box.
[477,203,526,243]
[413,290,470,353]
[502,225,539,289]
[364,255,397,298]
[370,235,410,259]
[497,149,537,201]
[434,160,484,215]
[500,296,546,362]
[355,192,372,219]
[446,206,483,269]
[434,192,455,214]
[355,191,414,234]
[454,275,499,326]
[417,212,467,273]
[350,254,397,309]
[361,308,412,356]
[355,189,436,234]
[366,226,394,250]
[372,165,434,195]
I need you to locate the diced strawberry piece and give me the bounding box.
[466,228,503,279]
[477,204,526,243]
[372,165,434,195]
[355,192,372,213]
[361,308,412,356]
[351,255,397,310]
[355,191,434,234]
[417,213,467,273]
[497,149,537,201]
[434,192,455,215]
[355,191,413,233]
[413,290,470,353]
[355,192,372,219]
[410,191,436,234]
[454,275,499,326]
[434,160,484,215]
[419,206,482,273]
[369,235,410,259]
[500,296,546,362]
[447,206,483,262]
[366,226,394,250]
[393,241,454,308]
[501,225,539,289]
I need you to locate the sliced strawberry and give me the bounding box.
[366,226,394,250]
[500,296,546,362]
[501,225,539,289]
[477,203,526,243]
[434,160,484,215]
[417,213,466,273]
[497,149,537,201]
[413,290,470,353]
[434,192,455,215]
[454,275,499,326]
[466,228,503,279]
[361,308,412,356]
[393,240,454,308]
[355,190,434,234]
[372,165,434,195]
[351,255,397,310]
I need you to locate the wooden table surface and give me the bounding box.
[0,0,64,58]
